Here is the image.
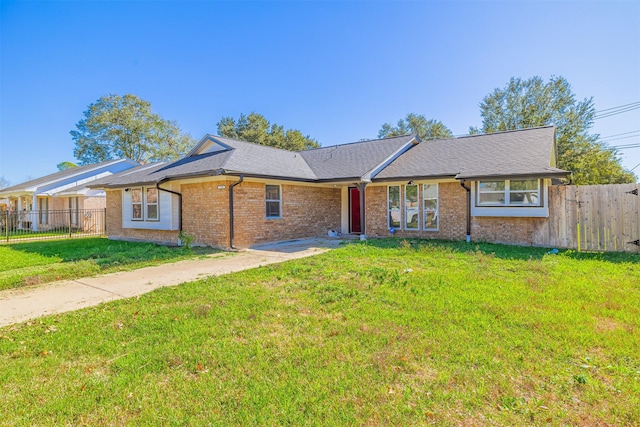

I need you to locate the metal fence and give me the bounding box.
[0,209,106,243]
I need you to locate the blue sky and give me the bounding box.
[1,0,639,184]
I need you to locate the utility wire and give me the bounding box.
[599,129,640,139]
[601,134,640,143]
[595,101,640,113]
[595,103,640,120]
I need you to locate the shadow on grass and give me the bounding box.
[357,237,639,264]
[6,237,220,265]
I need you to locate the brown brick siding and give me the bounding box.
[181,181,231,248]
[366,182,467,241]
[232,182,341,247]
[105,181,341,249]
[82,196,106,210]
[366,182,546,246]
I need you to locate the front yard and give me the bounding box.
[0,237,220,291]
[1,239,639,425]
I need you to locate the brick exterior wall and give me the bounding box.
[232,182,342,247]
[82,196,106,210]
[105,181,342,249]
[181,181,232,248]
[366,182,547,246]
[106,190,179,245]
[366,182,467,241]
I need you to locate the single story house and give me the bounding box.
[90,125,569,249]
[0,159,139,231]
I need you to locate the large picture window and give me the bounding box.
[423,183,438,231]
[477,179,541,207]
[265,184,281,218]
[388,186,401,229]
[404,184,419,230]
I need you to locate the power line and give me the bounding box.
[600,129,640,139]
[595,101,640,114]
[594,102,640,120]
[601,134,640,143]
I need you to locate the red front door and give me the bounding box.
[349,187,361,233]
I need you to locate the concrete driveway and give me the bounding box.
[0,237,347,328]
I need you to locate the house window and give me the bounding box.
[423,183,438,231]
[477,179,541,207]
[131,188,143,220]
[69,197,79,226]
[404,184,419,230]
[265,184,281,218]
[388,186,401,229]
[38,197,49,225]
[146,188,159,220]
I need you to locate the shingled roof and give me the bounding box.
[299,135,417,181]
[374,126,568,181]
[90,127,568,188]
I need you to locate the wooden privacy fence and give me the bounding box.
[533,183,640,253]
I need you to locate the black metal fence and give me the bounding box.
[0,209,106,243]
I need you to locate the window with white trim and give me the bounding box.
[404,184,419,230]
[265,184,281,218]
[477,179,541,207]
[131,188,143,220]
[388,185,401,229]
[146,188,159,220]
[423,183,438,231]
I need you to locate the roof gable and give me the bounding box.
[299,134,418,181]
[374,126,568,181]
[0,159,139,196]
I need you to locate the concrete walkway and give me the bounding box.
[0,238,346,328]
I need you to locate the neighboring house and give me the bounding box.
[0,159,139,231]
[90,126,569,249]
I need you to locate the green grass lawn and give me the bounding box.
[0,237,220,291]
[1,239,639,425]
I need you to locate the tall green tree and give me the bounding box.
[379,113,453,141]
[71,94,195,165]
[216,113,320,151]
[57,161,77,171]
[471,76,635,184]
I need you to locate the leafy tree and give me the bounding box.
[216,113,320,151]
[57,161,77,171]
[378,113,453,141]
[471,76,635,184]
[71,94,195,165]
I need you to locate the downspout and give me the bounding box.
[460,180,471,243]
[156,180,183,238]
[229,175,244,250]
[359,182,368,240]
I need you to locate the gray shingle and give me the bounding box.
[374,126,568,181]
[299,135,416,180]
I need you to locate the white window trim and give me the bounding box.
[471,179,550,218]
[131,188,143,221]
[145,188,159,221]
[423,183,438,231]
[265,184,282,219]
[404,184,419,230]
[476,179,542,207]
[387,185,401,230]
